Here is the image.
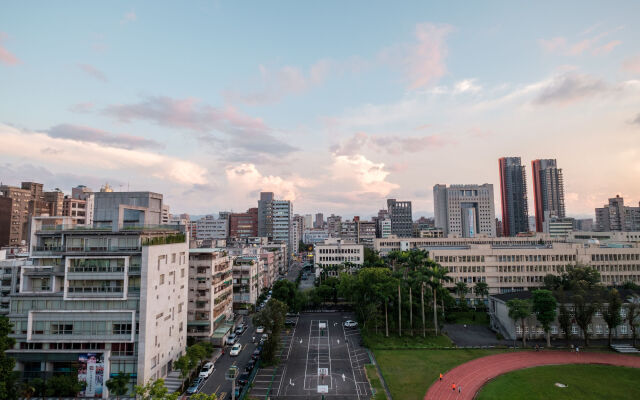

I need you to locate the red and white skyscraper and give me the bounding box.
[531,159,566,232]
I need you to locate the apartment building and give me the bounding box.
[187,249,233,342]
[498,157,529,236]
[303,229,329,245]
[313,238,364,277]
[195,215,229,240]
[387,199,413,237]
[595,195,640,232]
[232,256,263,309]
[93,191,164,230]
[228,208,258,240]
[0,250,26,315]
[6,216,189,396]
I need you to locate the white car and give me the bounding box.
[230,343,242,356]
[344,320,358,328]
[256,326,265,334]
[199,362,214,379]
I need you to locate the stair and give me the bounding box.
[163,370,184,393]
[611,344,640,353]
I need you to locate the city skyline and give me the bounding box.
[1,2,640,217]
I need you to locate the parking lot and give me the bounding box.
[251,312,371,399]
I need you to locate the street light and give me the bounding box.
[226,366,239,400]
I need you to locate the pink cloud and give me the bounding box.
[592,40,621,55]
[381,23,452,89]
[69,102,95,113]
[78,64,108,82]
[539,26,622,57]
[538,37,567,53]
[0,32,20,65]
[622,55,640,74]
[332,131,450,156]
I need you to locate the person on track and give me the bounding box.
[452,383,456,391]
[439,373,443,381]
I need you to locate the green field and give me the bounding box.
[363,331,453,349]
[446,310,489,325]
[477,364,640,400]
[374,349,508,400]
[365,364,387,400]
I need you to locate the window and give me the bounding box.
[51,324,73,335]
[571,325,579,335]
[621,325,628,334]
[160,274,165,285]
[113,323,132,335]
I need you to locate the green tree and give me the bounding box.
[363,248,386,268]
[187,342,213,371]
[44,374,83,397]
[134,379,178,400]
[532,289,557,347]
[602,288,622,347]
[252,299,288,363]
[190,393,218,400]
[625,295,640,346]
[557,296,573,346]
[573,290,601,347]
[271,279,298,311]
[455,282,469,308]
[563,265,601,290]
[474,282,489,307]
[0,316,17,400]
[428,264,451,336]
[173,355,195,391]
[105,372,131,399]
[507,299,531,347]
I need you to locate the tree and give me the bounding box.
[0,316,17,400]
[272,279,299,311]
[173,355,195,391]
[532,290,557,347]
[134,379,178,400]
[428,265,451,336]
[455,282,469,308]
[253,299,288,363]
[507,299,531,346]
[626,295,640,346]
[557,301,573,346]
[474,282,489,308]
[573,290,600,347]
[44,374,83,397]
[190,393,218,400]
[602,288,623,347]
[363,248,386,268]
[187,344,207,371]
[105,372,130,399]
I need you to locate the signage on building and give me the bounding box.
[78,353,104,398]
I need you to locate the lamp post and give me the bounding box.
[226,366,239,400]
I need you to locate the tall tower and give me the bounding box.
[532,159,565,232]
[386,199,413,237]
[499,157,529,236]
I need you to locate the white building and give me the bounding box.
[232,256,263,309]
[378,218,391,238]
[313,238,364,277]
[434,184,496,237]
[196,215,228,240]
[303,229,329,244]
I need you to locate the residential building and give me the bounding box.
[313,238,364,277]
[339,219,358,242]
[378,219,392,238]
[7,216,189,394]
[256,192,292,263]
[303,229,329,245]
[44,190,65,217]
[232,256,263,308]
[93,191,164,230]
[543,215,574,239]
[0,251,26,315]
[187,249,233,344]
[303,215,313,230]
[161,205,170,224]
[499,157,529,236]
[292,214,305,252]
[532,159,566,232]
[595,195,640,232]
[387,199,413,237]
[357,220,377,248]
[573,218,594,232]
[228,208,258,240]
[314,213,324,229]
[327,215,342,237]
[196,215,228,240]
[257,192,273,238]
[433,184,496,238]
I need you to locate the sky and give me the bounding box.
[1,1,639,219]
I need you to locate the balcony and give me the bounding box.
[65,246,141,253]
[31,246,64,256]
[67,286,124,298]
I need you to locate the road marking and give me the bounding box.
[213,384,221,394]
[218,392,226,400]
[343,322,361,400]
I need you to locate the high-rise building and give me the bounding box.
[8,216,189,392]
[573,218,593,232]
[229,208,259,240]
[257,192,274,238]
[387,199,413,237]
[595,195,640,232]
[195,215,228,240]
[327,214,342,237]
[314,213,324,229]
[303,214,313,230]
[93,191,164,230]
[498,157,529,236]
[292,214,305,252]
[433,184,496,237]
[532,159,565,232]
[257,192,292,259]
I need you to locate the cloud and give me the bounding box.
[332,131,449,156]
[46,124,163,150]
[538,26,622,56]
[380,22,453,89]
[69,102,95,113]
[0,32,20,65]
[631,113,640,126]
[623,55,640,74]
[0,123,207,186]
[592,40,621,55]
[330,154,399,197]
[121,10,137,24]
[225,163,303,202]
[454,79,481,94]
[78,64,108,82]
[538,37,567,53]
[103,95,298,157]
[533,72,608,105]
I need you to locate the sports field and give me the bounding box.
[476,364,640,400]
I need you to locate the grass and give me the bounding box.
[365,364,387,400]
[374,349,509,400]
[477,364,640,400]
[363,330,453,349]
[446,310,489,325]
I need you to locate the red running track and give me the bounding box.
[424,350,640,400]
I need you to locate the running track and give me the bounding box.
[424,350,640,400]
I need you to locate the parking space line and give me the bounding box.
[342,322,361,400]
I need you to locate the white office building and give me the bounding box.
[434,184,496,237]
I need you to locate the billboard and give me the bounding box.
[78,353,105,398]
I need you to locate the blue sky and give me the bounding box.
[1,1,639,218]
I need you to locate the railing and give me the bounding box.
[65,246,141,252]
[31,246,64,254]
[67,286,124,294]
[129,265,141,273]
[68,266,125,273]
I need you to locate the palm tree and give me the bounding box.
[428,264,451,336]
[455,281,469,307]
[474,281,489,308]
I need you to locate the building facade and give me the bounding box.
[232,256,263,308]
[433,184,496,238]
[93,191,164,230]
[499,157,529,236]
[228,208,258,240]
[195,215,229,240]
[532,159,566,232]
[314,238,364,277]
[387,199,413,238]
[595,195,640,232]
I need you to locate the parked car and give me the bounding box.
[186,378,203,395]
[245,359,256,372]
[235,324,247,335]
[230,343,242,356]
[237,372,250,387]
[256,326,265,334]
[251,348,261,360]
[199,362,214,379]
[261,333,269,340]
[226,333,238,345]
[344,320,358,327]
